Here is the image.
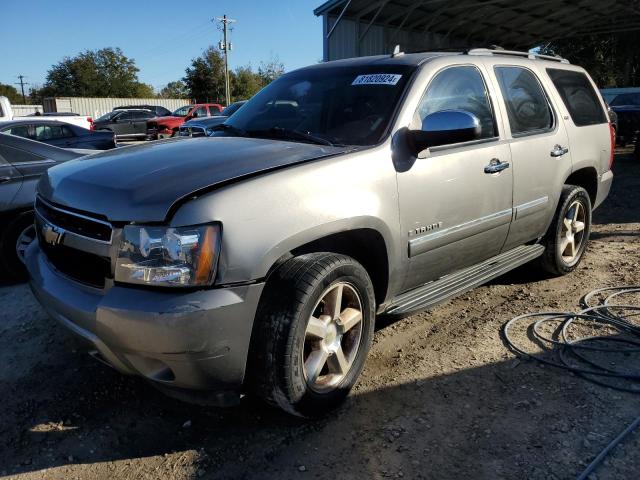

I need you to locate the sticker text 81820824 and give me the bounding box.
[352,74,402,86]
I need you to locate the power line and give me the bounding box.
[15,75,29,104]
[215,14,236,107]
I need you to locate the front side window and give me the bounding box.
[4,124,33,139]
[223,65,416,146]
[415,66,497,141]
[495,67,553,135]
[172,105,191,117]
[193,106,208,118]
[547,69,607,127]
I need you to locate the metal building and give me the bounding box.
[43,97,189,119]
[314,0,640,61]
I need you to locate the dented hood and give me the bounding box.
[38,137,349,222]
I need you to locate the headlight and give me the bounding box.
[115,224,221,287]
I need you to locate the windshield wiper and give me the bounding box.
[211,123,249,137]
[248,127,335,146]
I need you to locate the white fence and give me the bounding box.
[11,104,44,116]
[43,97,191,118]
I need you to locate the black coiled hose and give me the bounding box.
[502,286,640,480]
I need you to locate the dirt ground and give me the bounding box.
[1,151,639,480]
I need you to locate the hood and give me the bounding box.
[38,137,350,222]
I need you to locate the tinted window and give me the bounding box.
[416,66,496,140]
[547,69,607,127]
[0,144,45,164]
[608,93,640,106]
[118,112,134,121]
[132,111,152,119]
[225,65,415,146]
[35,124,70,141]
[193,106,208,118]
[4,124,33,139]
[495,67,553,135]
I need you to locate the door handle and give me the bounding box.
[0,176,11,184]
[484,158,510,174]
[550,144,569,157]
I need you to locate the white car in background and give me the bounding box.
[0,96,94,130]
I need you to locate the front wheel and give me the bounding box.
[0,211,35,281]
[247,253,375,417]
[538,185,592,276]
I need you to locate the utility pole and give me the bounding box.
[15,75,29,104]
[215,14,235,107]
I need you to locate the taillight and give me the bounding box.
[609,122,615,169]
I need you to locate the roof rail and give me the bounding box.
[466,48,570,64]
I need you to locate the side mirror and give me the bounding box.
[407,110,481,156]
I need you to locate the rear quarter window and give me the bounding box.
[547,69,607,127]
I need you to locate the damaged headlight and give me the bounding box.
[115,224,221,287]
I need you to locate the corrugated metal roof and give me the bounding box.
[315,0,640,48]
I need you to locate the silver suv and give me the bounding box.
[25,49,613,417]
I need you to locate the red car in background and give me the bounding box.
[146,103,224,139]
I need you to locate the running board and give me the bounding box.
[385,244,545,316]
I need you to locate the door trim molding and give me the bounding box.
[408,208,512,257]
[514,196,549,220]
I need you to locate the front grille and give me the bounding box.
[35,198,112,243]
[35,196,113,288]
[39,239,110,289]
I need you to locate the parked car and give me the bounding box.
[25,49,613,417]
[0,96,94,129]
[94,109,155,139]
[608,92,640,147]
[114,104,172,117]
[178,100,247,137]
[146,103,224,139]
[0,119,116,150]
[0,134,87,279]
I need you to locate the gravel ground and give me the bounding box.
[0,151,639,480]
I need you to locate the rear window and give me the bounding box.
[547,69,607,127]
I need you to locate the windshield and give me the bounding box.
[221,65,415,146]
[172,105,192,117]
[610,93,640,106]
[97,111,119,121]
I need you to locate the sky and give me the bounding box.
[0,0,324,93]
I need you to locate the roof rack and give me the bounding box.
[466,48,570,64]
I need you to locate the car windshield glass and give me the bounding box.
[610,93,640,106]
[172,105,192,116]
[220,65,416,146]
[97,111,118,121]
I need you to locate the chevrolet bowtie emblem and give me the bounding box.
[42,223,65,246]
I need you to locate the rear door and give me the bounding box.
[486,60,574,250]
[0,151,22,211]
[132,111,153,135]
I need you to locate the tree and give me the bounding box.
[231,66,263,101]
[0,83,23,104]
[42,47,151,97]
[183,47,226,103]
[159,80,189,99]
[258,56,285,85]
[540,32,640,87]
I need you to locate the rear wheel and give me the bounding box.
[247,253,375,417]
[0,211,35,281]
[538,185,591,276]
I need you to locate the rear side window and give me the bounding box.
[495,67,553,135]
[416,65,497,140]
[547,69,607,126]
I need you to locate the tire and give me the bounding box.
[0,211,35,281]
[538,185,592,276]
[247,252,376,417]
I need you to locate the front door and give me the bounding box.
[397,64,513,292]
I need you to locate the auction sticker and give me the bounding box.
[352,74,402,86]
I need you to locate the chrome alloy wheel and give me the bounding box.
[302,282,363,393]
[560,200,586,263]
[15,224,35,264]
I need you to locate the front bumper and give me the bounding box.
[26,239,264,399]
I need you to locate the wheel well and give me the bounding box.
[289,229,389,306]
[565,167,598,206]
